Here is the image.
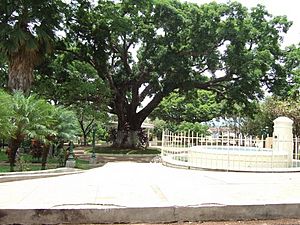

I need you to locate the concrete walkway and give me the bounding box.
[1,162,300,224]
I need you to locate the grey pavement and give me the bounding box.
[2,162,300,224]
[2,162,300,208]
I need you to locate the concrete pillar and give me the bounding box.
[273,116,293,163]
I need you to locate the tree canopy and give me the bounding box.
[150,90,223,123]
[34,54,111,145]
[0,0,65,92]
[64,0,292,147]
[0,0,297,148]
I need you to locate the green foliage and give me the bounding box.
[0,0,66,91]
[0,150,90,172]
[152,118,167,139]
[64,0,293,148]
[239,97,300,137]
[51,107,79,143]
[0,90,13,138]
[0,0,292,147]
[34,56,111,145]
[239,105,274,137]
[151,90,223,123]
[0,89,79,170]
[176,122,210,136]
[56,148,68,167]
[0,0,65,55]
[97,126,109,141]
[264,97,300,136]
[5,91,56,142]
[35,57,111,107]
[16,155,31,172]
[152,118,210,137]
[75,159,91,170]
[282,44,300,98]
[0,150,8,161]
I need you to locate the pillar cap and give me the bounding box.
[273,116,293,125]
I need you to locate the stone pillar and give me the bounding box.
[66,142,76,168]
[273,116,293,163]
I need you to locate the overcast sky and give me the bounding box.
[184,0,300,47]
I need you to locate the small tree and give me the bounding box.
[3,91,55,171]
[41,106,78,170]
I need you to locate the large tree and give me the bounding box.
[66,0,292,148]
[0,0,65,92]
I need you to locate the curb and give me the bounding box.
[0,168,83,183]
[1,204,300,224]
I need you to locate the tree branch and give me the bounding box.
[139,83,153,102]
[137,91,166,122]
[131,82,139,114]
[191,72,234,89]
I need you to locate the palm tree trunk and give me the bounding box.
[8,138,22,172]
[8,49,37,93]
[41,145,50,170]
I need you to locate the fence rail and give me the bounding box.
[162,130,270,148]
[161,130,300,172]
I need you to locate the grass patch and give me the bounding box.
[0,150,90,172]
[0,166,12,173]
[86,146,161,155]
[75,159,95,170]
[0,163,59,172]
[0,150,8,162]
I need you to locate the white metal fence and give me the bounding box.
[161,130,300,172]
[162,130,269,148]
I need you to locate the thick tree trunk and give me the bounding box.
[127,130,140,148]
[109,77,164,149]
[113,130,140,149]
[112,112,143,149]
[8,49,37,93]
[113,130,126,148]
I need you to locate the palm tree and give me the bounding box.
[0,0,65,92]
[41,106,78,170]
[5,92,55,171]
[0,90,13,138]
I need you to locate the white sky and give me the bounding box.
[184,0,300,47]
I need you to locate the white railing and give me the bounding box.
[161,130,300,172]
[162,130,268,148]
